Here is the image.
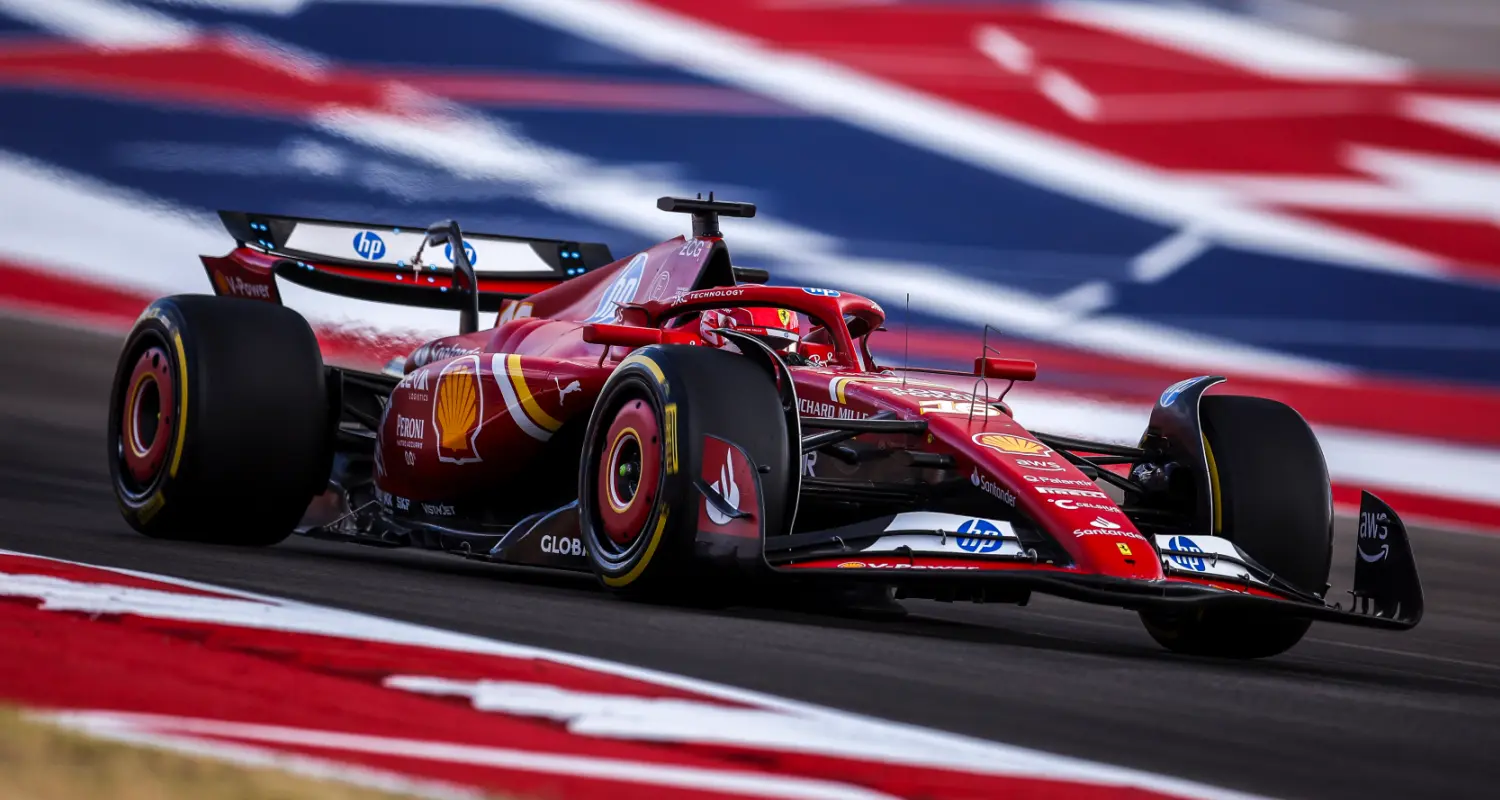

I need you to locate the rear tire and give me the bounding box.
[107,295,330,546]
[1141,395,1332,658]
[578,345,790,601]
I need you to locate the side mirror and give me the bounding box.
[583,324,663,349]
[426,219,479,335]
[975,357,1037,382]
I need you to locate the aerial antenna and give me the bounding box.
[902,292,911,389]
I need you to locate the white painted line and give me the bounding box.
[482,0,1442,275]
[1407,95,1500,147]
[0,0,197,47]
[50,712,901,800]
[34,713,483,800]
[974,24,1033,75]
[1048,0,1410,81]
[1036,67,1099,121]
[1047,280,1113,316]
[139,0,310,14]
[0,551,1272,800]
[1131,226,1212,282]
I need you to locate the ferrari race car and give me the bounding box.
[107,196,1423,658]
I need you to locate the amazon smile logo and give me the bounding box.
[1358,510,1391,562]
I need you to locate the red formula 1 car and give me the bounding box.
[107,197,1423,658]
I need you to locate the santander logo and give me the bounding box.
[707,450,741,526]
[970,467,1017,507]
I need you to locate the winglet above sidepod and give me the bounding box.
[1351,491,1424,627]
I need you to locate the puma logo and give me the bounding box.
[554,377,582,403]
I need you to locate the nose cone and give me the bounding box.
[960,422,1163,580]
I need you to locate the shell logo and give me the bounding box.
[433,356,484,464]
[836,562,867,569]
[212,271,229,295]
[973,433,1053,457]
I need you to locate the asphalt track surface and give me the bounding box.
[4,312,1499,800]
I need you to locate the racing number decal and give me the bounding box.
[917,400,1005,418]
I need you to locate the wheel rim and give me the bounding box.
[596,396,662,547]
[120,346,175,487]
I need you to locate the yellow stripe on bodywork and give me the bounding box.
[505,354,562,433]
[620,353,666,386]
[1203,434,1223,534]
[169,332,189,478]
[829,377,852,404]
[602,509,669,588]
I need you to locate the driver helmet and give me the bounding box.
[699,306,801,351]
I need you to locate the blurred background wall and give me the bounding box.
[1,0,1498,529]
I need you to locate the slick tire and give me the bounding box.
[1142,395,1333,659]
[107,295,331,546]
[578,345,791,602]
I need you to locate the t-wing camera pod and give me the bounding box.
[657,194,757,238]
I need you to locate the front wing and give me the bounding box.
[770,491,1423,631]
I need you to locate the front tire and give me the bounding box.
[1142,395,1333,658]
[578,345,790,601]
[107,295,331,546]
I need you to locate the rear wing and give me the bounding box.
[204,211,615,313]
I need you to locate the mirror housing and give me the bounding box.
[583,324,664,349]
[975,357,1037,382]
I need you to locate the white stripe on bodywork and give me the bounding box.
[491,353,552,442]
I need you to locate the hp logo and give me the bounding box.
[445,241,478,267]
[584,253,648,324]
[1159,376,1205,407]
[1167,535,1207,572]
[955,519,1003,554]
[352,231,386,260]
[802,287,841,298]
